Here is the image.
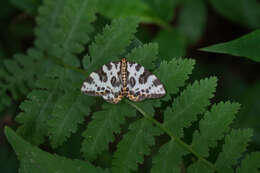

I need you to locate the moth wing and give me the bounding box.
[81,61,123,103]
[126,61,166,102]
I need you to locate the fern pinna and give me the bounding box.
[2,0,260,173]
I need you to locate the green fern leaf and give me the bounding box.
[156,58,195,100]
[15,66,67,145]
[84,17,139,73]
[151,140,187,173]
[187,160,213,173]
[51,0,97,65]
[216,129,253,172]
[164,77,217,137]
[236,152,260,173]
[35,0,66,51]
[112,119,161,173]
[191,101,241,157]
[151,77,217,172]
[0,49,49,111]
[48,90,94,148]
[81,103,135,161]
[126,43,158,69]
[4,127,108,173]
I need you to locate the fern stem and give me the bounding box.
[124,99,221,173]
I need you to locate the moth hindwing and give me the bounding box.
[81,58,166,104]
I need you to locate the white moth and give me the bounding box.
[81,58,166,104]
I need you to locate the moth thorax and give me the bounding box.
[121,58,127,87]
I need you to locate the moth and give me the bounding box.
[81,58,166,104]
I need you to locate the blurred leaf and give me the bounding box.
[143,0,182,22]
[208,0,260,29]
[236,152,260,173]
[154,30,187,60]
[200,29,260,62]
[97,0,172,29]
[97,0,152,22]
[9,0,42,14]
[235,81,260,145]
[5,127,108,173]
[177,0,207,44]
[0,145,18,173]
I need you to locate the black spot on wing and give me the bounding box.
[111,76,117,87]
[96,68,108,82]
[106,62,112,70]
[85,76,94,84]
[129,77,136,88]
[153,78,162,86]
[135,64,141,71]
[139,70,152,84]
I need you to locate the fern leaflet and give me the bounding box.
[236,152,260,173]
[84,17,139,73]
[81,103,135,161]
[48,90,94,148]
[112,119,161,173]
[216,129,253,172]
[5,127,109,173]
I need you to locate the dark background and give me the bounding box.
[1,0,260,172]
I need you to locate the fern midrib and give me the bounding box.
[122,120,146,168]
[161,140,174,173]
[124,99,222,173]
[86,33,118,70]
[166,84,210,128]
[53,95,79,144]
[49,0,65,34]
[88,111,113,156]
[63,0,89,50]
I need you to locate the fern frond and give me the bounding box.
[191,101,241,157]
[164,77,217,137]
[111,118,161,173]
[51,0,97,65]
[216,129,253,172]
[15,66,67,145]
[126,43,158,69]
[5,127,109,173]
[236,152,260,173]
[0,49,49,111]
[151,140,187,173]
[150,77,217,172]
[48,90,94,148]
[34,0,66,51]
[81,103,135,161]
[155,58,195,100]
[84,17,139,73]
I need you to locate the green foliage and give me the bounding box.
[177,0,207,44]
[216,129,253,172]
[2,1,260,173]
[81,103,135,161]
[112,119,161,173]
[154,30,187,60]
[201,29,260,62]
[5,127,109,173]
[208,0,260,29]
[237,152,260,173]
[191,102,241,157]
[0,49,49,111]
[9,0,42,14]
[84,17,139,73]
